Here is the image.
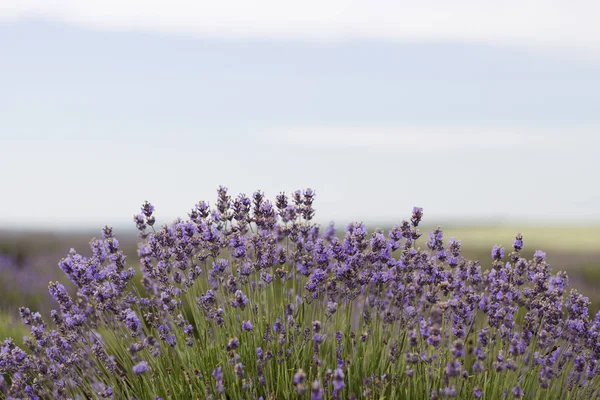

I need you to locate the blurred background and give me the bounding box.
[0,2,599,337]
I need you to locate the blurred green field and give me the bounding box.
[0,310,28,347]
[427,225,600,308]
[437,225,600,253]
[437,224,600,278]
[1,225,599,341]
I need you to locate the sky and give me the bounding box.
[0,1,599,230]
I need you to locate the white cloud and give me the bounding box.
[2,1,600,53]
[267,124,596,152]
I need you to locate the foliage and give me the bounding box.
[1,187,599,399]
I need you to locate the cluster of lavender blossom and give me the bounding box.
[1,187,599,399]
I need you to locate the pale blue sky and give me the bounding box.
[1,3,599,229]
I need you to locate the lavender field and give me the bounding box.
[3,1,600,397]
[1,188,599,399]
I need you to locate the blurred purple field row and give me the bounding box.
[0,231,138,313]
[1,227,599,316]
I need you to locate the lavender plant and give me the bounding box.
[1,187,599,399]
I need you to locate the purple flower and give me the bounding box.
[48,282,74,310]
[450,340,464,358]
[260,272,273,284]
[513,233,524,251]
[297,262,310,276]
[445,360,461,377]
[229,234,247,258]
[441,386,457,398]
[302,188,316,220]
[273,318,283,334]
[312,333,326,344]
[234,362,244,379]
[133,361,150,375]
[312,320,322,333]
[3,189,599,399]
[324,222,336,242]
[311,380,324,400]
[306,269,327,292]
[242,320,253,331]
[141,201,155,217]
[124,309,141,335]
[227,337,240,350]
[332,368,345,392]
[212,259,229,274]
[212,366,223,380]
[511,386,524,398]
[491,245,504,260]
[231,289,249,309]
[534,250,547,262]
[411,206,423,227]
[293,369,306,385]
[134,214,146,230]
[212,366,225,394]
[165,335,176,347]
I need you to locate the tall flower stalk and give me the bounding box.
[1,187,599,399]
